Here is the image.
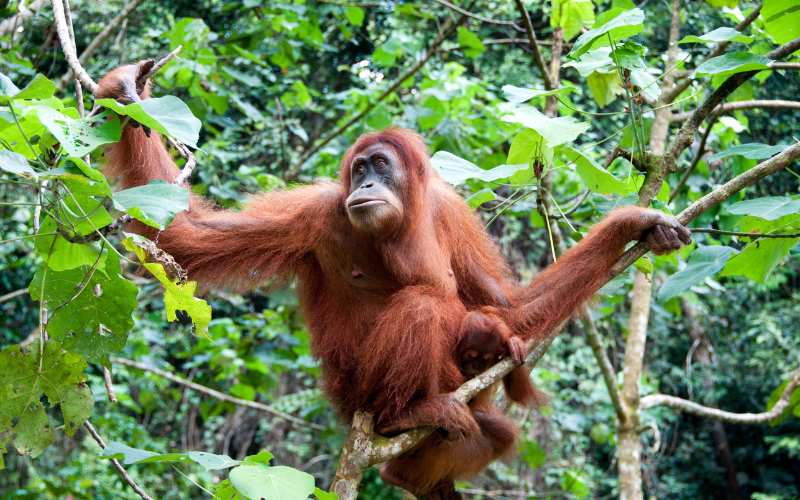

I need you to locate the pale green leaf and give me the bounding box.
[658,246,738,301]
[568,8,645,59]
[727,196,800,221]
[562,146,631,195]
[695,52,772,77]
[761,0,800,44]
[501,105,589,147]
[678,27,752,45]
[96,95,201,147]
[229,463,315,500]
[0,150,36,177]
[707,143,789,162]
[501,85,574,104]
[112,180,189,230]
[431,151,528,185]
[721,237,799,282]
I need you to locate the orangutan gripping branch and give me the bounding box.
[97,62,690,499]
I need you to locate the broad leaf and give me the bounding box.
[457,27,485,58]
[112,180,189,229]
[0,150,36,177]
[344,6,365,26]
[678,27,752,45]
[562,146,631,195]
[501,85,573,104]
[102,442,240,471]
[658,246,738,301]
[707,143,789,162]
[229,463,315,500]
[761,0,800,44]
[727,196,800,221]
[96,95,201,147]
[552,0,595,41]
[32,107,121,158]
[722,237,799,282]
[695,53,772,77]
[431,151,528,185]
[501,105,589,147]
[466,188,497,208]
[569,8,645,59]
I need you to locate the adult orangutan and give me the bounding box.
[97,61,691,499]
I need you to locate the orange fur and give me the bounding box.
[100,63,681,499]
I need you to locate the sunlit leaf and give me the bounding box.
[96,95,201,147]
[727,196,800,221]
[113,180,189,230]
[229,463,315,500]
[721,237,799,282]
[431,151,528,185]
[0,150,36,177]
[568,8,645,58]
[761,0,800,44]
[695,53,772,77]
[678,27,752,45]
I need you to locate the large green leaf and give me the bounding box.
[28,253,138,364]
[501,85,574,104]
[123,237,212,335]
[501,105,589,147]
[457,27,485,58]
[658,246,738,301]
[761,0,800,44]
[102,442,240,470]
[695,53,772,77]
[568,8,644,59]
[551,0,595,41]
[112,180,189,230]
[727,196,800,221]
[0,149,36,177]
[229,463,315,500]
[431,151,528,185]
[707,143,789,162]
[32,107,121,158]
[678,27,752,45]
[721,237,799,282]
[562,146,631,195]
[96,95,201,147]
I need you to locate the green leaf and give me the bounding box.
[501,85,574,104]
[14,74,57,100]
[35,218,107,272]
[28,253,138,363]
[215,480,248,500]
[561,469,590,498]
[96,95,201,147]
[678,27,752,45]
[123,237,212,335]
[32,107,121,158]
[112,180,189,230]
[457,27,485,58]
[243,450,274,465]
[13,404,54,458]
[563,47,614,76]
[721,237,799,282]
[60,384,93,436]
[695,52,772,77]
[0,149,36,177]
[0,72,20,97]
[229,463,315,500]
[587,70,621,106]
[707,143,789,162]
[344,6,365,26]
[101,442,158,464]
[314,487,338,500]
[501,105,589,147]
[562,146,631,195]
[630,68,661,102]
[466,188,497,208]
[520,440,547,469]
[761,0,800,44]
[431,151,528,185]
[727,196,800,221]
[568,8,645,59]
[658,246,738,301]
[507,128,549,166]
[552,0,595,41]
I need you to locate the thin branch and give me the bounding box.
[50,0,98,93]
[142,45,182,83]
[513,0,554,90]
[661,4,762,103]
[110,357,325,430]
[664,36,800,175]
[0,288,27,303]
[582,312,627,423]
[102,366,118,403]
[432,0,520,29]
[771,62,800,70]
[669,119,715,202]
[690,228,800,239]
[83,421,153,500]
[290,15,461,176]
[57,0,146,90]
[641,371,800,424]
[670,99,800,122]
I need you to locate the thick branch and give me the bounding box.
[57,0,146,90]
[670,99,800,121]
[641,371,800,424]
[291,15,461,176]
[50,0,98,93]
[111,357,324,430]
[84,421,153,500]
[513,0,554,90]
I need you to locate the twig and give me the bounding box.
[110,357,325,430]
[690,228,800,239]
[0,288,27,303]
[641,371,800,424]
[771,62,800,70]
[670,99,800,122]
[57,0,147,90]
[102,366,118,403]
[669,119,715,202]
[291,15,462,176]
[83,421,153,500]
[432,0,520,29]
[50,0,98,93]
[141,45,182,84]
[582,312,626,423]
[169,136,196,185]
[513,0,554,90]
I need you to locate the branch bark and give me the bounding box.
[670,99,800,122]
[432,0,520,29]
[111,357,324,430]
[84,421,153,500]
[513,0,554,90]
[50,0,98,93]
[641,371,800,424]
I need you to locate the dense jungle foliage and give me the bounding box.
[1,0,799,498]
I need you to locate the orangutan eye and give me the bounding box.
[354,163,366,175]
[374,157,387,169]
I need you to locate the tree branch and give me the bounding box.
[771,62,800,71]
[513,0,554,90]
[110,357,324,430]
[641,371,800,424]
[690,228,800,239]
[432,0,520,29]
[670,99,800,122]
[50,0,98,93]
[0,0,48,37]
[583,312,627,423]
[83,421,153,500]
[57,0,146,91]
